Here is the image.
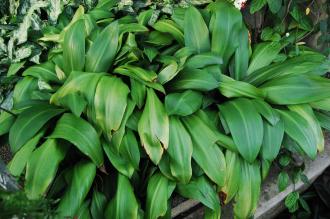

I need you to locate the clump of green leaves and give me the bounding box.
[1,0,330,218]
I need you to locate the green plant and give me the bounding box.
[1,0,330,218]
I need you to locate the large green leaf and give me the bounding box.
[85,21,119,72]
[114,65,157,82]
[167,116,193,183]
[94,76,129,140]
[153,19,184,45]
[219,74,264,99]
[104,130,140,178]
[261,75,330,105]
[177,175,220,212]
[49,113,104,166]
[57,160,96,217]
[63,19,85,74]
[25,139,68,199]
[146,173,176,219]
[168,68,220,92]
[138,88,169,164]
[247,42,282,75]
[245,53,327,86]
[58,92,87,117]
[221,150,241,204]
[182,113,226,187]
[218,98,263,163]
[208,1,242,69]
[105,174,139,219]
[289,104,324,152]
[22,61,60,83]
[7,130,44,177]
[184,6,210,53]
[260,119,284,161]
[277,110,317,159]
[232,26,249,80]
[9,104,65,152]
[252,99,280,126]
[13,77,38,106]
[234,161,261,219]
[114,65,165,93]
[165,90,203,116]
[185,52,223,69]
[51,72,104,106]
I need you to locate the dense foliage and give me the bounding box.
[1,0,330,218]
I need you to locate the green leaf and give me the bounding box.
[208,1,243,69]
[218,98,263,163]
[277,110,317,159]
[250,0,267,14]
[51,72,104,107]
[119,23,148,35]
[63,19,85,74]
[105,174,139,219]
[8,131,44,177]
[219,74,264,99]
[185,52,223,69]
[22,61,60,83]
[315,111,330,131]
[138,88,169,164]
[13,77,38,106]
[165,90,203,116]
[167,116,193,183]
[261,75,330,105]
[260,119,284,161]
[94,76,129,140]
[146,31,173,46]
[234,160,261,219]
[285,192,299,213]
[278,171,289,192]
[245,53,327,86]
[57,160,96,217]
[50,113,104,166]
[157,62,179,85]
[130,79,146,109]
[0,112,15,136]
[182,113,226,187]
[247,42,282,75]
[232,26,249,80]
[177,175,220,211]
[115,65,157,82]
[153,19,184,45]
[146,173,175,219]
[221,150,241,204]
[267,0,282,14]
[261,159,271,180]
[184,6,210,53]
[85,21,119,72]
[9,104,65,152]
[252,99,280,126]
[91,190,107,219]
[104,130,140,177]
[76,200,91,219]
[169,68,220,92]
[288,104,324,152]
[111,99,136,150]
[7,61,25,76]
[58,92,87,117]
[25,139,68,199]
